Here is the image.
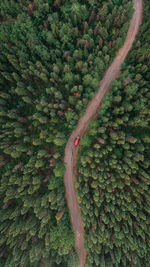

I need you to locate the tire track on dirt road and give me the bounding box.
[64,1,143,266]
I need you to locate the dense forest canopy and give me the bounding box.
[0,0,149,266]
[76,1,150,266]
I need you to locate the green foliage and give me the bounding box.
[54,162,66,178]
[76,1,150,265]
[0,0,136,266]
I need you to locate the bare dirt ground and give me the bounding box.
[64,0,143,266]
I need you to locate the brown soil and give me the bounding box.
[64,0,143,266]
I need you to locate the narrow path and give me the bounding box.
[64,1,143,266]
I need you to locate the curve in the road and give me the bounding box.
[64,1,143,266]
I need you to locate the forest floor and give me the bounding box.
[64,0,143,266]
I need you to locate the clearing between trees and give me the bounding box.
[63,0,143,266]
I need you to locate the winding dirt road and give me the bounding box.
[64,0,143,266]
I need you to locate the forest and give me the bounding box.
[0,0,149,266]
[76,0,150,266]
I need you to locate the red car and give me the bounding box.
[74,136,80,146]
